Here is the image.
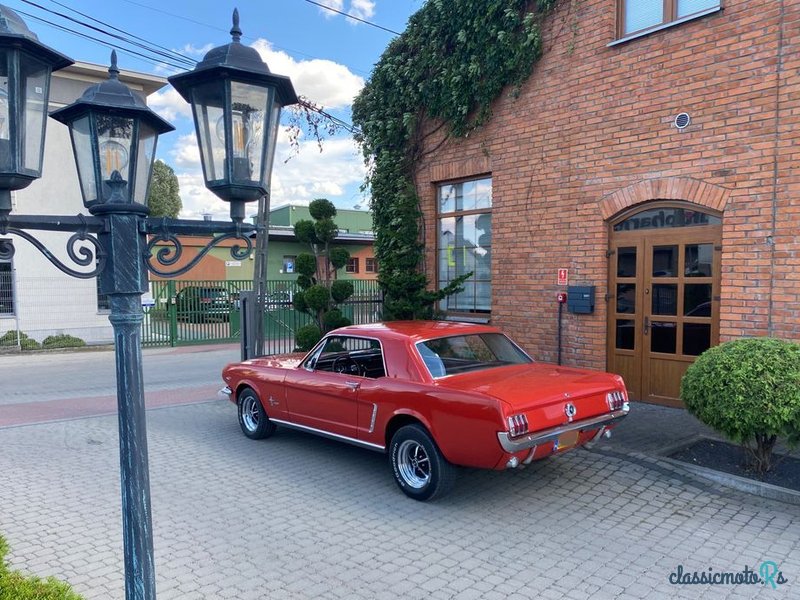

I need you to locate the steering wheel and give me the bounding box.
[333,355,361,375]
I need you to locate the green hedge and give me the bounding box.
[0,535,83,600]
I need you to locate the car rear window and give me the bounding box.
[416,333,531,378]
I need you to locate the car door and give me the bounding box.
[284,335,365,440]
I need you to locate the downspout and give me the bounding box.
[768,0,787,336]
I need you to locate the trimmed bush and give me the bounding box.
[0,534,83,599]
[680,337,800,473]
[323,309,351,331]
[0,331,41,350]
[295,324,322,352]
[42,335,86,349]
[303,285,331,313]
[330,280,354,304]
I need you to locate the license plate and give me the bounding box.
[555,430,579,451]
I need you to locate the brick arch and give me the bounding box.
[599,177,732,221]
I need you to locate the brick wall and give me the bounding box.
[413,0,800,370]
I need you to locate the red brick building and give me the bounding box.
[414,0,799,406]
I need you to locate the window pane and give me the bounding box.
[684,284,711,316]
[651,322,677,354]
[616,284,635,314]
[624,0,663,34]
[677,0,719,18]
[652,284,677,315]
[685,244,713,277]
[617,247,636,277]
[437,178,492,314]
[683,323,711,356]
[616,319,635,350]
[653,246,677,277]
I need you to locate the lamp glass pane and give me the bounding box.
[262,100,281,189]
[229,81,270,185]
[190,81,225,184]
[97,115,133,182]
[69,115,98,204]
[133,122,157,205]
[0,50,10,171]
[19,53,49,173]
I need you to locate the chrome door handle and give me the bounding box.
[643,316,650,335]
[345,381,360,391]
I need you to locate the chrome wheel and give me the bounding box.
[396,439,431,489]
[237,388,276,440]
[241,395,260,432]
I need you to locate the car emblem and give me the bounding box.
[564,402,577,422]
[268,395,279,407]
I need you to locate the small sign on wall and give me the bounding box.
[557,268,568,286]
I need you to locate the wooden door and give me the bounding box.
[607,206,721,406]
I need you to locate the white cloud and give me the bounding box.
[317,0,344,18]
[167,129,366,220]
[349,0,376,20]
[250,39,363,108]
[180,43,214,57]
[148,87,192,122]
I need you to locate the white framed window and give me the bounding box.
[437,177,492,314]
[618,0,720,38]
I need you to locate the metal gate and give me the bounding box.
[142,279,383,352]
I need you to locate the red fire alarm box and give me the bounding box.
[557,292,568,304]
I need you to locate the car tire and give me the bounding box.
[237,387,276,440]
[389,424,456,501]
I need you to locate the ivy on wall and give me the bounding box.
[352,0,559,319]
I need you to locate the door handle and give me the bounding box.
[643,316,650,336]
[345,381,360,391]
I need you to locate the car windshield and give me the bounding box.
[416,333,532,378]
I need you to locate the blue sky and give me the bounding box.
[4,0,424,219]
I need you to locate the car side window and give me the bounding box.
[307,336,386,378]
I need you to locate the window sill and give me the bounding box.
[444,314,491,324]
[608,7,722,48]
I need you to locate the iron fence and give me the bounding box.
[143,279,383,352]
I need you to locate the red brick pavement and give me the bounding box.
[0,384,223,428]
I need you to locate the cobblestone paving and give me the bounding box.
[1,401,798,599]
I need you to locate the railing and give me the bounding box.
[143,279,383,352]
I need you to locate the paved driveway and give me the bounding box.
[1,399,798,599]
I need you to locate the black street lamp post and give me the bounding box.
[0,6,297,600]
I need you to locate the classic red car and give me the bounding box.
[221,321,629,501]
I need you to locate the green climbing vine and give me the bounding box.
[352,0,560,319]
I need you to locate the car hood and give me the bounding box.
[437,363,622,412]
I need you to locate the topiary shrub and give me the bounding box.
[680,337,800,474]
[42,335,86,349]
[323,308,351,332]
[0,331,41,350]
[0,534,83,599]
[295,324,322,352]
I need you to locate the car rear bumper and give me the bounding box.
[496,406,629,453]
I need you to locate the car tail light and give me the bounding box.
[606,390,627,411]
[507,414,529,437]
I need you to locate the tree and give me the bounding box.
[292,199,354,350]
[147,160,182,218]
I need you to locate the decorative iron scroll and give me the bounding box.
[145,228,253,277]
[0,226,107,279]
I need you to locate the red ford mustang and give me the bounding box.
[221,321,629,501]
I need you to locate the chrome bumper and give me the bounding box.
[497,406,629,453]
[218,386,232,400]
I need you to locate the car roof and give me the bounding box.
[330,321,502,344]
